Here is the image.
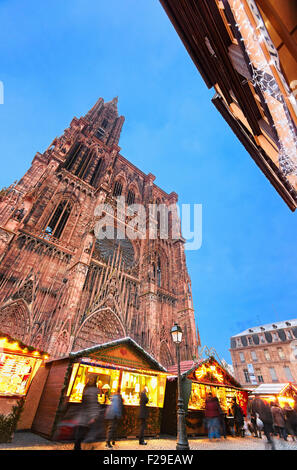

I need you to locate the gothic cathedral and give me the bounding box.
[0,97,199,367]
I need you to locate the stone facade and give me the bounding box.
[0,96,199,367]
[230,319,297,387]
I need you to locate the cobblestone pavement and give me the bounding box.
[1,432,297,451]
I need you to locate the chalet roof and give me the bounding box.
[167,356,242,388]
[68,336,167,372]
[167,360,201,376]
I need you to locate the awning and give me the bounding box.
[251,383,297,395]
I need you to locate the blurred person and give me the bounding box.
[250,397,275,449]
[226,407,235,436]
[219,408,227,439]
[271,402,287,441]
[283,403,297,441]
[105,388,123,449]
[205,392,222,440]
[293,401,297,437]
[73,375,100,451]
[232,398,245,437]
[138,386,149,445]
[248,400,262,438]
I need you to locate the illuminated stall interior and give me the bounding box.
[0,332,48,399]
[31,337,168,439]
[162,356,248,436]
[187,360,248,415]
[66,360,167,408]
[250,382,297,408]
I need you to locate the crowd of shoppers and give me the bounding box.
[248,397,297,448]
[56,373,297,449]
[56,374,150,450]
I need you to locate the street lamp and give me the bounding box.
[171,322,189,450]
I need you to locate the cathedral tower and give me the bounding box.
[0,97,199,367]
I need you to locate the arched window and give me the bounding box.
[63,142,83,172]
[74,148,94,179]
[90,157,103,187]
[113,181,123,197]
[157,257,161,287]
[127,189,135,206]
[45,200,72,239]
[156,198,161,230]
[63,143,95,183]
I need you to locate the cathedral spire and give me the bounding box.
[105,96,119,110]
[84,96,124,147]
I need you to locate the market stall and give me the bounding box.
[32,337,168,439]
[162,356,248,436]
[0,331,48,440]
[249,383,297,408]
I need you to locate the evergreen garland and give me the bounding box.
[0,398,24,443]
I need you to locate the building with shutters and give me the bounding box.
[0,96,199,367]
[230,319,297,388]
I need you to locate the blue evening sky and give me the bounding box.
[0,0,296,362]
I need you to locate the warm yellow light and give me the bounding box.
[8,342,20,351]
[151,377,158,389]
[112,380,118,390]
[278,396,295,408]
[195,364,224,383]
[0,352,39,397]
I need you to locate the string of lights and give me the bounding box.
[229,0,297,176]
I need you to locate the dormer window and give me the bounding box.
[272,332,279,342]
[287,330,293,340]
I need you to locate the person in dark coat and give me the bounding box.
[73,375,100,451]
[219,408,227,439]
[271,402,287,440]
[105,389,123,448]
[248,399,261,438]
[204,393,222,440]
[232,398,245,437]
[250,397,275,449]
[138,386,149,445]
[283,404,297,441]
[226,407,235,436]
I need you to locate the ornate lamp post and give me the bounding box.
[171,322,190,450]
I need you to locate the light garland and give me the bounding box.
[195,363,224,383]
[228,0,297,177]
